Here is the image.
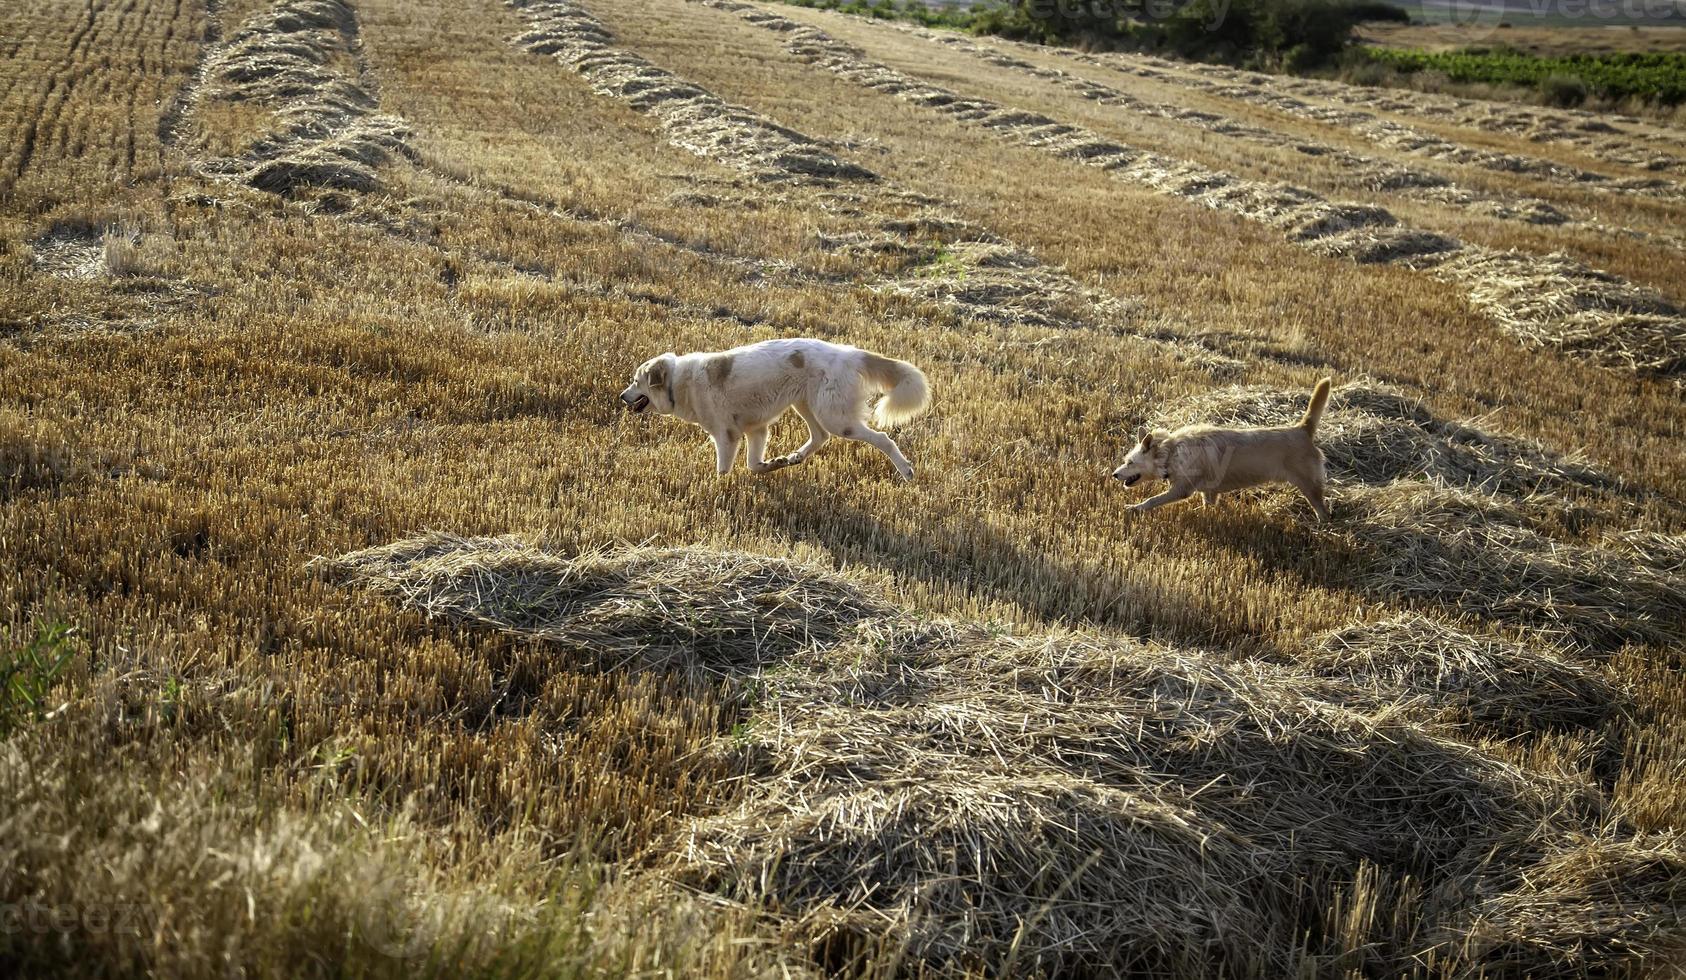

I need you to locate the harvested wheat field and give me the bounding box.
[2,0,1685,976]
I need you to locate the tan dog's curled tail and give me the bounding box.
[862,352,931,427]
[1299,377,1332,435]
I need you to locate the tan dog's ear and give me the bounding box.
[1138,429,1153,450]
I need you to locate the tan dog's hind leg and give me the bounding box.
[745,427,789,474]
[1202,491,1220,508]
[1133,484,1194,513]
[712,430,741,475]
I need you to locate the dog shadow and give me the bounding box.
[744,474,1293,657]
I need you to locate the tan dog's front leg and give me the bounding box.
[712,430,742,475]
[1132,485,1193,513]
[1286,472,1330,521]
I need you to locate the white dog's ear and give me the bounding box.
[1138,428,1153,450]
[648,356,670,389]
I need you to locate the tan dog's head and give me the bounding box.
[1112,428,1169,487]
[620,353,678,415]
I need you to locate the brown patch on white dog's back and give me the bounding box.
[708,354,734,385]
[788,351,805,368]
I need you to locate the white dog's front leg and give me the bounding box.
[1132,485,1193,513]
[712,430,741,475]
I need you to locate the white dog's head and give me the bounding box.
[1112,428,1169,487]
[620,353,678,415]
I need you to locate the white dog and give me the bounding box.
[1112,378,1333,520]
[619,338,930,479]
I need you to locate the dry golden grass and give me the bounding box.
[1,0,1683,976]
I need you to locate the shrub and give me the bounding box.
[1342,55,1397,87]
[1541,71,1589,107]
[975,0,1380,68]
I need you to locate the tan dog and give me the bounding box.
[1112,378,1332,520]
[619,338,930,479]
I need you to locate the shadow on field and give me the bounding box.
[746,474,1284,654]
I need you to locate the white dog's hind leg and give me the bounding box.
[781,401,829,466]
[745,427,789,474]
[850,425,914,481]
[711,430,741,475]
[814,391,913,481]
[1202,491,1220,508]
[1132,485,1193,513]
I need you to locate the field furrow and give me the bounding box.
[0,0,201,203]
[1150,51,1686,174]
[1081,46,1686,202]
[891,24,1686,273]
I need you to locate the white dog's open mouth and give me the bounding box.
[629,394,650,413]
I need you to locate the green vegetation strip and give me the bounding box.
[1361,47,1686,104]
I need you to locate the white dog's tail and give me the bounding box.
[861,352,931,427]
[1299,377,1333,435]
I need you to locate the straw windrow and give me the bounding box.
[1334,482,1686,649]
[909,28,1594,234]
[1310,614,1626,733]
[200,0,413,194]
[322,534,1672,977]
[316,533,892,673]
[506,0,875,183]
[1082,49,1686,202]
[1090,49,1686,188]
